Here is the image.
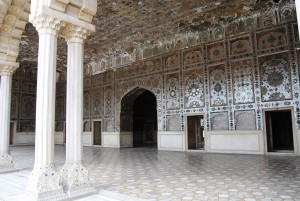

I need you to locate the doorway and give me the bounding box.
[120,88,158,148]
[93,121,102,146]
[9,122,15,145]
[187,115,205,150]
[265,110,294,152]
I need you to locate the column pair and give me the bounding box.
[27,14,94,200]
[0,62,18,172]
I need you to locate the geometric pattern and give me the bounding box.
[231,59,254,104]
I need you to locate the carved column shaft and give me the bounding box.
[0,62,19,168]
[34,20,59,168]
[60,25,94,195]
[0,64,17,168]
[27,15,65,198]
[65,34,85,162]
[0,76,12,153]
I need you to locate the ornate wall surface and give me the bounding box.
[10,1,300,153]
[84,20,300,133]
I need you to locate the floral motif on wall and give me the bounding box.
[104,86,113,115]
[166,73,180,110]
[55,95,64,120]
[260,11,275,27]
[279,2,294,22]
[21,95,36,119]
[184,69,204,108]
[230,36,251,56]
[207,42,225,61]
[83,92,90,117]
[165,54,180,70]
[183,49,203,66]
[257,27,287,50]
[260,53,292,102]
[209,64,227,106]
[11,94,17,119]
[232,59,254,104]
[92,89,102,116]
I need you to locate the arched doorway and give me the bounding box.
[120,88,157,148]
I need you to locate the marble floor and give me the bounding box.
[1,146,300,201]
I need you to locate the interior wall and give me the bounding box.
[81,16,300,153]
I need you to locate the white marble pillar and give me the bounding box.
[296,0,300,41]
[0,63,18,172]
[26,14,66,200]
[60,25,95,197]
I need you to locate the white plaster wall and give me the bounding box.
[83,132,92,146]
[15,132,35,145]
[205,130,264,154]
[158,131,185,151]
[120,132,133,148]
[103,132,120,148]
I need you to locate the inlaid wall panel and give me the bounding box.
[209,64,227,107]
[183,68,205,109]
[259,52,292,102]
[231,59,254,104]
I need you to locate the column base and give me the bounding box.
[26,166,66,201]
[0,151,15,173]
[60,161,96,198]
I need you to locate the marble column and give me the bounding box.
[60,25,95,197]
[0,63,18,172]
[26,14,66,200]
[296,0,300,41]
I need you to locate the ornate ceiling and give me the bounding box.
[17,0,292,74]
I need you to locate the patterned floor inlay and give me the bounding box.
[0,146,300,201]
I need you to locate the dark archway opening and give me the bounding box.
[120,88,157,148]
[133,91,157,147]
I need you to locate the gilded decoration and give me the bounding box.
[231,59,254,104]
[259,53,292,102]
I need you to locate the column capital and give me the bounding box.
[0,62,19,76]
[29,14,65,35]
[61,23,90,44]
